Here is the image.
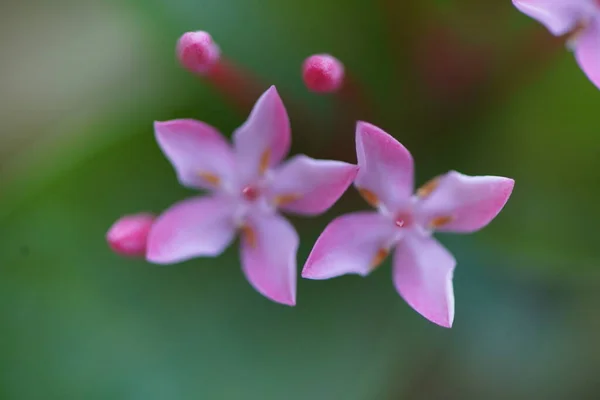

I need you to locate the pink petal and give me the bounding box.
[416,171,514,234]
[354,121,414,213]
[106,213,155,257]
[268,155,358,216]
[393,234,456,328]
[146,196,236,264]
[232,86,291,182]
[302,212,397,280]
[154,119,235,190]
[512,0,591,36]
[240,212,299,306]
[575,21,600,90]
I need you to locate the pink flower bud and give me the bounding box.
[176,31,221,74]
[302,54,345,93]
[106,213,155,257]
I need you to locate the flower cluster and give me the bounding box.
[107,30,515,328]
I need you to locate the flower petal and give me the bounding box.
[240,212,299,306]
[393,234,456,328]
[233,86,291,182]
[416,171,514,234]
[512,0,590,36]
[146,196,236,264]
[575,21,600,89]
[154,119,235,190]
[268,155,358,216]
[302,212,397,280]
[354,121,414,213]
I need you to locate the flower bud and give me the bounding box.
[302,54,345,93]
[176,31,221,74]
[106,213,155,257]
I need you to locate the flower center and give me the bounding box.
[394,212,414,229]
[241,185,260,202]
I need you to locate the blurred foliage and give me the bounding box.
[1,0,600,399]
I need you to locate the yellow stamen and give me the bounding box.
[416,177,439,198]
[357,188,379,208]
[371,248,389,270]
[273,193,301,206]
[259,149,271,175]
[240,224,257,249]
[197,172,221,187]
[429,215,454,229]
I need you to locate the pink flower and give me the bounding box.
[302,122,514,327]
[513,0,600,88]
[146,86,358,306]
[107,213,156,257]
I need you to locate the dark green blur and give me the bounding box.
[1,0,599,398]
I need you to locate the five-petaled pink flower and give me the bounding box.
[302,122,514,327]
[513,0,600,88]
[146,86,358,306]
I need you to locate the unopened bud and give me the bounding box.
[176,31,221,74]
[106,213,155,257]
[302,54,345,93]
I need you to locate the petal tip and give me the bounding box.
[153,120,167,130]
[145,253,170,265]
[495,176,516,209]
[254,286,297,306]
[355,121,375,143]
[260,287,296,306]
[145,246,174,265]
[300,260,339,280]
[262,86,284,106]
[145,241,200,265]
[439,306,454,328]
[145,234,179,265]
[405,300,454,329]
[234,84,291,168]
[355,120,374,136]
[502,177,515,193]
[153,119,183,136]
[279,296,297,307]
[356,121,409,153]
[334,161,360,185]
[300,265,317,280]
[332,161,358,174]
[437,319,453,329]
[154,118,196,130]
[348,164,360,179]
[356,121,388,137]
[264,85,280,99]
[302,265,371,280]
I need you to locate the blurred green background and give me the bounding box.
[2,0,600,399]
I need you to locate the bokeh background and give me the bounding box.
[2,0,600,399]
